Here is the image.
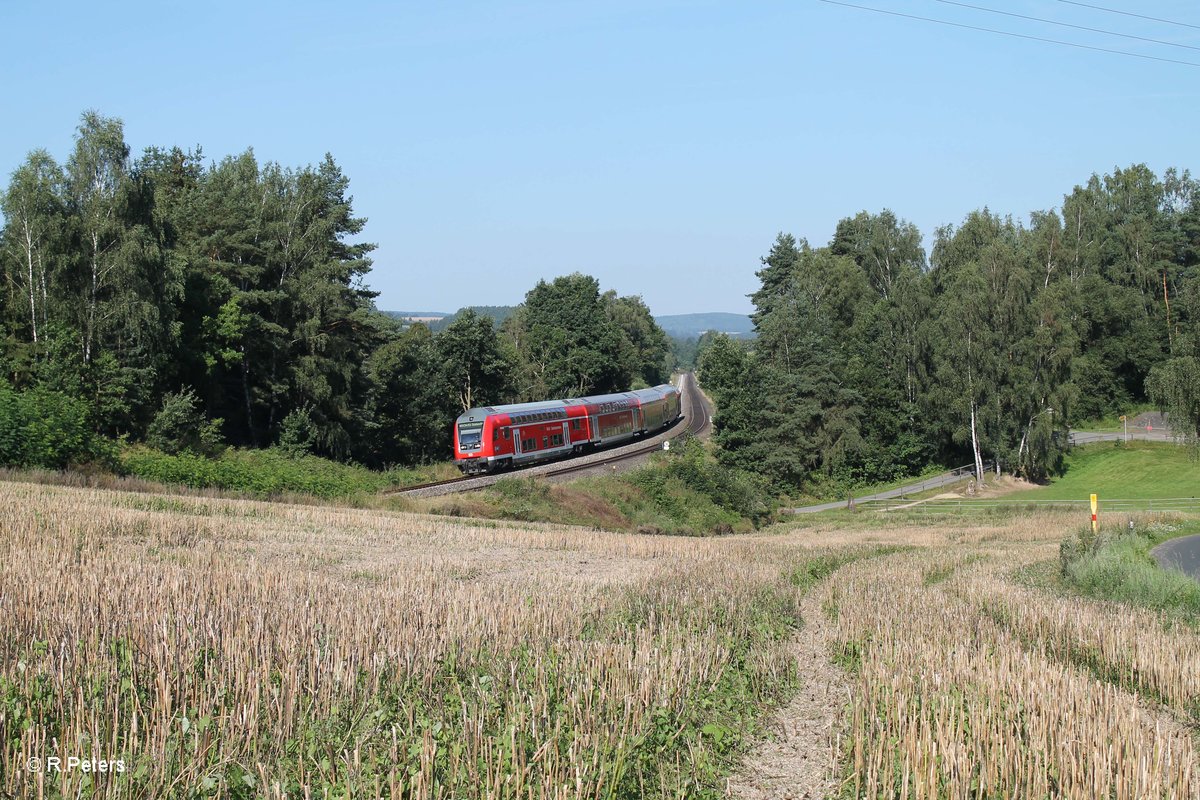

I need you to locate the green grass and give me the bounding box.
[428,440,775,536]
[798,464,954,504]
[120,446,457,499]
[1057,519,1200,619]
[1021,441,1200,502]
[429,469,757,536]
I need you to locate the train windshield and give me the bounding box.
[458,422,484,448]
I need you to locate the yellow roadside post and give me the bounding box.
[1090,493,1098,534]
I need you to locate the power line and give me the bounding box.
[816,0,1200,68]
[1056,0,1200,32]
[932,0,1200,52]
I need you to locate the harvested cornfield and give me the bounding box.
[0,481,827,799]
[2,480,1198,799]
[794,511,1200,800]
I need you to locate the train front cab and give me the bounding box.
[454,412,495,474]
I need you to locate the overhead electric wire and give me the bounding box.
[816,0,1200,68]
[1056,0,1200,31]
[932,0,1200,52]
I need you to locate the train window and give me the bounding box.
[457,421,483,449]
[570,419,580,431]
[552,434,563,446]
[523,438,536,451]
[503,429,510,439]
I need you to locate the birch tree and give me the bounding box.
[0,150,65,347]
[65,111,129,365]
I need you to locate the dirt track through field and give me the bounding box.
[726,590,845,799]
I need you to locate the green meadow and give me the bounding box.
[1023,441,1199,501]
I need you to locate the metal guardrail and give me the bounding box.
[872,460,992,498]
[856,496,1200,514]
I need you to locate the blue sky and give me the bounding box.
[2,1,1198,315]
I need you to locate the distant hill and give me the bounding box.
[653,312,755,339]
[427,306,518,332]
[384,308,755,339]
[381,307,515,332]
[382,310,450,321]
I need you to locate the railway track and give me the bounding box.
[389,372,711,498]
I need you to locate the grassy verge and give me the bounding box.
[117,446,456,499]
[0,447,457,508]
[794,464,955,505]
[424,438,774,535]
[2,438,768,535]
[1056,517,1200,617]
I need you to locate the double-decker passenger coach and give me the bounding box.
[453,383,681,474]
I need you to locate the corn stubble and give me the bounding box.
[4,481,1200,799]
[0,482,801,798]
[824,525,1200,799]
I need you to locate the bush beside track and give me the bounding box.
[425,437,775,535]
[119,446,460,500]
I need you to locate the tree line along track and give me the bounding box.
[389,372,710,499]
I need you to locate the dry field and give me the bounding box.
[1,481,1198,798]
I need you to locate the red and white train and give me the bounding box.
[453,383,682,474]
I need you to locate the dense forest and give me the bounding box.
[0,112,672,471]
[3,113,1198,498]
[700,166,1200,492]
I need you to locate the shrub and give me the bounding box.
[275,406,318,457]
[653,436,775,524]
[0,382,113,469]
[120,447,401,498]
[146,389,224,456]
[1059,523,1200,616]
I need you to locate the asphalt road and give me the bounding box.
[1069,430,1174,444]
[1152,535,1200,581]
[788,469,974,514]
[788,429,1178,515]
